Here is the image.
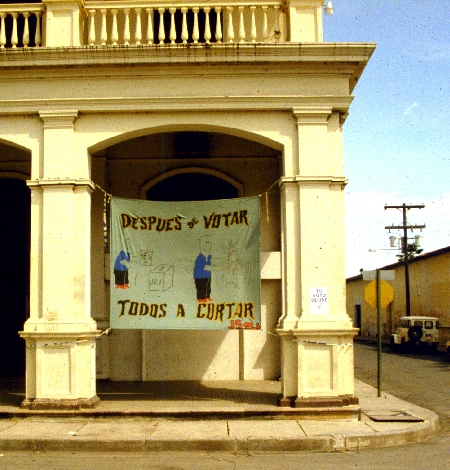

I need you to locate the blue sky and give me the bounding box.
[323,1,450,276]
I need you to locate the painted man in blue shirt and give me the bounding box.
[193,239,212,302]
[114,250,130,289]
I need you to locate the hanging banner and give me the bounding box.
[110,196,261,330]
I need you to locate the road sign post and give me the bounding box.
[363,269,395,397]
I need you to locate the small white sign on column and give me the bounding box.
[310,287,328,314]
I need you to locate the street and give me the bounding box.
[1,343,449,469]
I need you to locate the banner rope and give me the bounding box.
[94,183,112,200]
[94,183,112,248]
[29,180,350,344]
[94,178,281,240]
[25,328,112,348]
[258,178,281,223]
[258,328,353,346]
[25,328,352,348]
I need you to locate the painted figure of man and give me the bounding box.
[114,250,130,289]
[193,238,212,302]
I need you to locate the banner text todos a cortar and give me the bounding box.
[110,196,261,330]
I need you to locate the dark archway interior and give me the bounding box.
[0,179,30,377]
[146,173,238,201]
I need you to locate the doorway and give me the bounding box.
[354,304,362,334]
[0,179,30,377]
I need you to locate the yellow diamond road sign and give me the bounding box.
[365,280,394,308]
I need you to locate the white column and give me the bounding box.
[88,9,96,46]
[262,6,269,41]
[249,6,257,43]
[23,12,30,47]
[123,8,131,46]
[35,12,42,46]
[100,9,108,46]
[11,12,18,48]
[181,8,188,44]
[204,7,211,44]
[169,7,176,44]
[134,8,142,45]
[238,6,245,43]
[192,7,199,44]
[277,107,358,411]
[214,7,222,43]
[226,7,234,43]
[158,8,166,44]
[19,111,99,410]
[146,8,154,45]
[0,13,6,48]
[111,9,119,46]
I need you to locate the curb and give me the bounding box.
[0,413,438,453]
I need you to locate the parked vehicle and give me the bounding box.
[390,316,439,352]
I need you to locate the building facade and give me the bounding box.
[346,247,450,346]
[0,0,374,410]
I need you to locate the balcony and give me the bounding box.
[0,0,328,49]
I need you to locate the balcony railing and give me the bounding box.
[0,4,43,48]
[84,1,284,46]
[0,0,325,49]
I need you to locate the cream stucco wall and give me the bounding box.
[0,38,375,407]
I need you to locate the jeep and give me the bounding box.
[390,316,439,352]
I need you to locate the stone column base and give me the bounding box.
[277,326,360,414]
[278,393,359,408]
[21,395,100,410]
[19,330,100,409]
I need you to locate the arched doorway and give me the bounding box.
[146,172,239,201]
[92,129,281,381]
[0,179,30,377]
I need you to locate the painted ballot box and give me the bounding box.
[149,264,174,292]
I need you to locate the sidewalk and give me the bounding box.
[0,379,438,453]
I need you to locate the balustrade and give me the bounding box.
[0,4,43,48]
[84,2,284,47]
[0,1,291,49]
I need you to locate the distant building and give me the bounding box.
[346,247,450,346]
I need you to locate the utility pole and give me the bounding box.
[384,203,425,316]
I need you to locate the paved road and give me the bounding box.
[353,341,450,430]
[0,343,449,469]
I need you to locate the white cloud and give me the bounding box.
[345,191,450,278]
[423,43,450,61]
[403,101,419,115]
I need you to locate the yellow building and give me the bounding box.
[0,0,374,412]
[346,247,450,347]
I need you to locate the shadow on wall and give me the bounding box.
[108,329,240,381]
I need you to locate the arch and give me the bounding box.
[0,138,32,155]
[141,167,243,200]
[88,122,284,156]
